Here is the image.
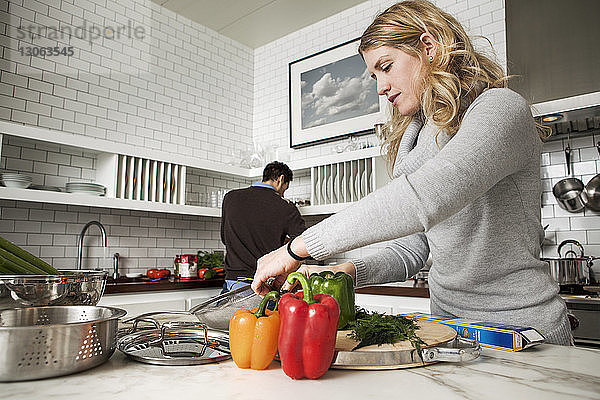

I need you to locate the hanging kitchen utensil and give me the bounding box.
[331,319,480,369]
[565,139,572,176]
[581,141,600,211]
[117,317,230,366]
[553,135,586,212]
[583,174,600,211]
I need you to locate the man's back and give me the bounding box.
[220,186,305,280]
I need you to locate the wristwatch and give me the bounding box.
[287,237,309,261]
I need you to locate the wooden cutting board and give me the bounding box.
[332,319,457,370]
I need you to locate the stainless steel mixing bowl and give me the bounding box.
[0,270,107,309]
[0,305,126,381]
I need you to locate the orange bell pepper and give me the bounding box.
[229,291,280,370]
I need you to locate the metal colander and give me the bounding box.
[0,305,126,382]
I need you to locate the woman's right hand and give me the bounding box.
[252,242,303,296]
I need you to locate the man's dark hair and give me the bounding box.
[262,161,293,183]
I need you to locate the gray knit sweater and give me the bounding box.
[302,88,572,345]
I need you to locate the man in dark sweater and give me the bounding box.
[220,161,305,292]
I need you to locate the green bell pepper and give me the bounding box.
[309,271,355,329]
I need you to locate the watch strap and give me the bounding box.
[287,238,309,261]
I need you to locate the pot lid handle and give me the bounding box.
[563,250,579,258]
[421,336,481,363]
[557,239,585,258]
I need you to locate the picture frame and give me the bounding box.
[289,37,387,149]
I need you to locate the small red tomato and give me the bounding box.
[147,269,160,279]
[159,269,171,277]
[197,268,208,279]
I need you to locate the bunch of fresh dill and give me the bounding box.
[348,307,425,351]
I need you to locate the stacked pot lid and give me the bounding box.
[66,182,106,196]
[0,173,32,189]
[117,319,231,366]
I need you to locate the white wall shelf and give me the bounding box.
[0,186,349,218]
[1,120,384,179]
[0,187,221,217]
[0,120,252,178]
[297,203,351,216]
[1,120,388,217]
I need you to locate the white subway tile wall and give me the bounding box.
[1,0,254,162]
[0,134,252,274]
[541,131,600,263]
[0,198,224,274]
[282,169,311,205]
[185,167,252,207]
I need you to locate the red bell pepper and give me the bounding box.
[278,272,340,380]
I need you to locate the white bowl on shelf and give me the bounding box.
[1,176,32,189]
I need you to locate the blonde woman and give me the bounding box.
[252,0,572,345]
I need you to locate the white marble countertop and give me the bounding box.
[1,344,599,400]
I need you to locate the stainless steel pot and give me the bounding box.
[553,178,587,212]
[542,240,596,285]
[582,143,600,211]
[0,305,126,381]
[584,173,600,211]
[553,142,588,212]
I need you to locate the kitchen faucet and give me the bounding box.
[77,221,107,270]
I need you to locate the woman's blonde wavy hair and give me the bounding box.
[359,0,509,170]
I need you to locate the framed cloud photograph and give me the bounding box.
[288,37,387,148]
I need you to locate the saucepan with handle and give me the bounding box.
[553,137,587,212]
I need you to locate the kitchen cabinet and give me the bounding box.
[0,120,385,217]
[98,287,221,316]
[506,0,600,105]
[99,288,430,319]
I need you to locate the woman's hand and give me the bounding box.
[252,237,308,296]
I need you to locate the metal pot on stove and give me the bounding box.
[542,239,598,285]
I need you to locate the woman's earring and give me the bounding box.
[428,55,433,62]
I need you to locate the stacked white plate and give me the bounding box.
[0,173,32,189]
[65,182,106,196]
